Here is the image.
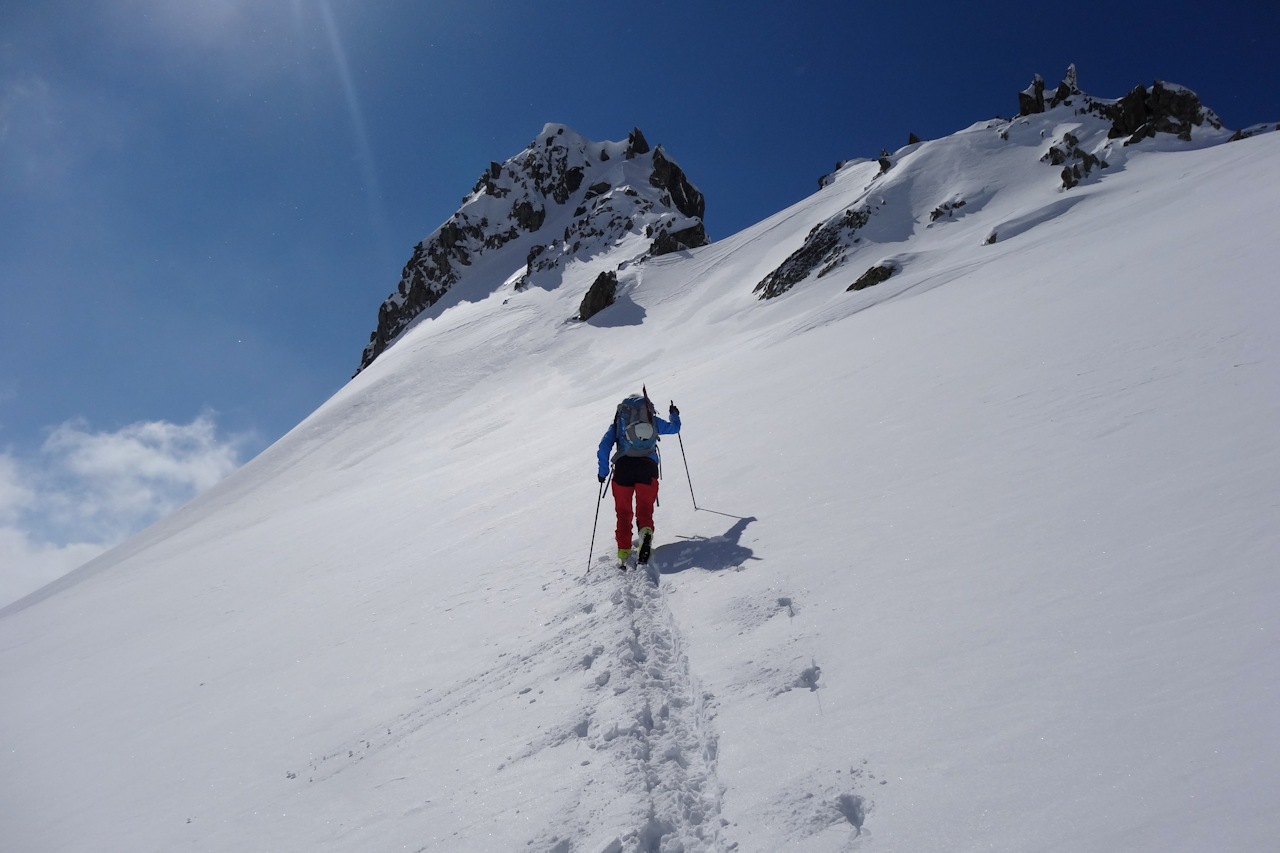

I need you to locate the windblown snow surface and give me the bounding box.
[2,115,1278,852]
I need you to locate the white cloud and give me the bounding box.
[0,413,248,608]
[0,453,33,522]
[40,415,245,539]
[0,529,105,612]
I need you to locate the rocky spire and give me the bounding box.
[357,126,708,373]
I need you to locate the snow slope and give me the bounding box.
[2,108,1278,852]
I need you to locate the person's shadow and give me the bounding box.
[650,516,759,576]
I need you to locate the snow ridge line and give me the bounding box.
[588,564,726,852]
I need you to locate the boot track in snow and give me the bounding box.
[298,557,725,851]
[581,558,726,852]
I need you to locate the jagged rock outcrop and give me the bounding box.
[1052,64,1083,108]
[626,127,650,157]
[930,199,967,221]
[647,223,707,257]
[1019,74,1046,117]
[1012,66,1229,189]
[1018,66,1224,146]
[357,125,707,372]
[847,263,897,292]
[578,270,618,321]
[754,206,871,299]
[650,147,705,221]
[760,65,1248,302]
[1044,131,1109,189]
[1106,80,1223,143]
[1020,65,1084,116]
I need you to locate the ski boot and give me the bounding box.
[637,528,653,565]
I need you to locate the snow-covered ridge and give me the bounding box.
[760,66,1247,300]
[361,67,1269,366]
[1017,64,1225,144]
[357,124,707,372]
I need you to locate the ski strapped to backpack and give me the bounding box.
[612,388,660,460]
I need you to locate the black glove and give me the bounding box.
[669,401,680,416]
[598,475,607,484]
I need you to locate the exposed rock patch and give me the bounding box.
[1044,132,1109,189]
[930,199,967,222]
[847,263,898,292]
[648,223,708,257]
[650,147,705,221]
[754,207,871,299]
[1230,123,1280,141]
[1018,74,1046,116]
[578,270,619,321]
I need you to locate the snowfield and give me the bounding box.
[2,110,1278,852]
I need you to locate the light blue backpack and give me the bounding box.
[614,394,658,457]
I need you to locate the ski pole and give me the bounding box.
[586,471,612,573]
[677,432,698,511]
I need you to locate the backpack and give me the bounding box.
[614,394,659,458]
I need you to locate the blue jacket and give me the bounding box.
[598,411,681,479]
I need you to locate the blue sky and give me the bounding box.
[2,0,1278,591]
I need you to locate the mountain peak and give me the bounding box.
[357,126,707,373]
[760,67,1245,301]
[1017,65,1224,144]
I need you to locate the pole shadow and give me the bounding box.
[652,516,759,575]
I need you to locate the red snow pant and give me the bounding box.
[612,479,658,551]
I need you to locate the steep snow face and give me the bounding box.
[3,90,1279,852]
[358,124,707,372]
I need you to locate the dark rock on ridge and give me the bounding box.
[647,223,708,257]
[650,147,705,221]
[847,263,897,292]
[626,127,650,157]
[1018,75,1046,117]
[930,199,967,222]
[1014,65,1228,189]
[754,207,871,299]
[1018,65,1224,145]
[1230,123,1280,141]
[786,65,1250,303]
[1043,131,1109,189]
[578,270,619,321]
[1107,80,1222,143]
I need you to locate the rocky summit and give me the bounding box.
[357,125,707,372]
[758,66,1242,301]
[1018,63,1225,144]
